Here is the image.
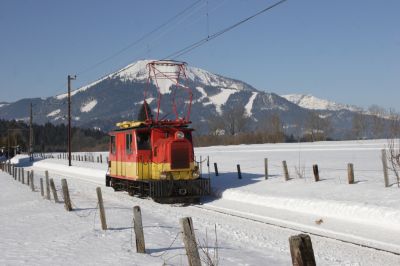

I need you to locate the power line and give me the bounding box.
[76,0,203,76]
[164,0,288,60]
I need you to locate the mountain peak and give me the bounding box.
[55,59,252,100]
[281,94,361,112]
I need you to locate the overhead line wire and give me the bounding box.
[164,0,288,60]
[76,0,203,76]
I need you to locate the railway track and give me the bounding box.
[193,204,400,257]
[30,164,400,258]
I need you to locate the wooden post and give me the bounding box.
[21,169,25,184]
[180,217,201,266]
[61,179,72,211]
[347,163,355,184]
[40,178,44,197]
[312,165,320,182]
[30,170,34,191]
[45,171,51,200]
[289,234,316,266]
[18,168,21,181]
[264,158,268,179]
[283,161,290,181]
[237,164,242,179]
[49,178,59,203]
[27,170,30,185]
[100,154,103,164]
[96,187,107,230]
[382,149,389,187]
[214,162,219,176]
[133,206,146,253]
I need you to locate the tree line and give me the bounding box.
[193,104,400,147]
[0,119,108,153]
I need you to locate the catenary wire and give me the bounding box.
[164,0,288,59]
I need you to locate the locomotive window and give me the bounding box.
[137,131,151,150]
[185,131,192,142]
[110,135,116,154]
[126,133,132,154]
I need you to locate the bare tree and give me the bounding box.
[305,111,332,141]
[260,113,285,143]
[387,138,400,187]
[221,105,249,136]
[368,105,386,139]
[388,109,400,138]
[352,112,368,139]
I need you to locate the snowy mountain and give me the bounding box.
[0,102,9,108]
[0,60,375,138]
[282,94,361,112]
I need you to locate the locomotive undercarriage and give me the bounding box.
[106,175,211,204]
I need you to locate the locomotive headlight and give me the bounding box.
[175,131,185,140]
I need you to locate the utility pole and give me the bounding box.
[67,75,76,167]
[7,130,10,161]
[29,102,33,161]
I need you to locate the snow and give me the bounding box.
[245,92,258,116]
[4,139,400,265]
[54,60,250,101]
[0,103,9,108]
[208,88,237,114]
[46,109,61,117]
[56,77,109,100]
[196,86,207,102]
[80,99,98,113]
[282,94,361,112]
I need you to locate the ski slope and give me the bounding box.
[2,139,400,265]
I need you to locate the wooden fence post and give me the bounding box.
[45,171,51,200]
[283,161,290,181]
[18,168,21,182]
[100,154,103,164]
[237,164,242,179]
[289,234,316,266]
[21,169,25,184]
[347,163,355,184]
[30,170,34,191]
[133,206,146,253]
[61,179,72,211]
[49,178,59,203]
[312,164,320,182]
[214,163,219,176]
[27,170,30,185]
[180,217,201,266]
[40,178,44,197]
[382,149,389,187]
[96,187,107,230]
[264,158,268,180]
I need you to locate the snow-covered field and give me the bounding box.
[2,139,400,265]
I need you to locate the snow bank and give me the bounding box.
[213,189,400,229]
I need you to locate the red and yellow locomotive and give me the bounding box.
[105,61,210,203]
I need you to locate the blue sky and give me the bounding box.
[0,0,399,110]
